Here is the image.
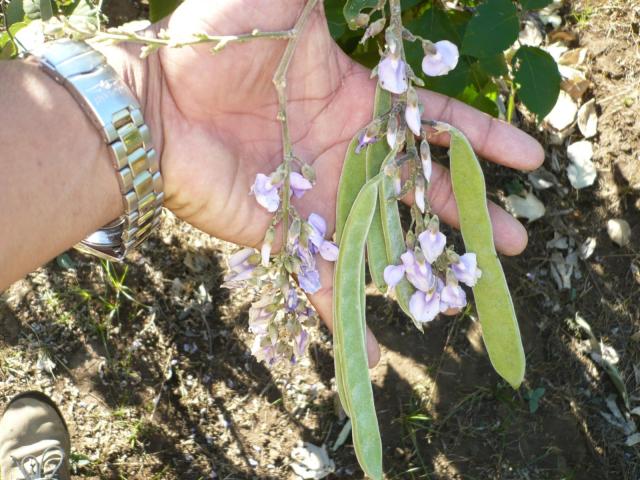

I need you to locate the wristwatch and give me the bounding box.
[29,39,164,262]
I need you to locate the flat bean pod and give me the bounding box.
[336,134,367,244]
[448,126,525,388]
[366,87,393,292]
[378,160,418,329]
[333,175,384,480]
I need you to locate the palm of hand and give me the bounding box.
[157,0,372,248]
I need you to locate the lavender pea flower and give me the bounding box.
[401,250,435,292]
[307,213,339,262]
[251,173,280,212]
[355,130,378,154]
[422,40,459,77]
[409,288,441,323]
[290,171,313,198]
[223,248,256,286]
[451,253,482,287]
[378,55,408,94]
[439,281,467,311]
[418,228,446,264]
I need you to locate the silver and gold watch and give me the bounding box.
[30,39,164,262]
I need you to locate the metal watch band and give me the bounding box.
[31,39,164,262]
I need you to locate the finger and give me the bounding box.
[418,89,545,172]
[307,257,381,368]
[402,162,528,255]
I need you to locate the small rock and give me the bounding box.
[607,219,631,247]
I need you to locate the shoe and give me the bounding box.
[0,391,70,480]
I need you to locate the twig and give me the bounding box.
[272,0,320,247]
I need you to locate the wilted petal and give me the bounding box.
[378,56,408,94]
[451,253,482,287]
[409,290,441,323]
[319,241,339,261]
[384,264,405,288]
[355,131,378,154]
[422,40,459,77]
[293,330,309,360]
[440,284,467,311]
[290,172,313,198]
[418,230,446,264]
[261,242,271,267]
[251,173,280,212]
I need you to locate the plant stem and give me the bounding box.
[84,26,295,51]
[273,0,319,249]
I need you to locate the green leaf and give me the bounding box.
[512,46,561,119]
[149,0,181,22]
[40,0,54,20]
[426,57,472,97]
[5,0,25,26]
[0,31,17,59]
[22,0,52,19]
[478,53,508,77]
[343,0,378,28]
[520,0,553,10]
[461,0,519,58]
[325,0,347,39]
[447,126,526,389]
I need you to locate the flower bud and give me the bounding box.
[261,227,275,267]
[351,13,370,29]
[404,87,422,137]
[301,163,316,183]
[420,140,432,181]
[415,176,426,214]
[360,17,386,44]
[387,115,398,149]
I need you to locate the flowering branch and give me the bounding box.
[273,0,320,248]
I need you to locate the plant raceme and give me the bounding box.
[331,1,525,478]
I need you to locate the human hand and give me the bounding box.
[136,0,544,365]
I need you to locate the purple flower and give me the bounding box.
[290,172,313,199]
[418,229,446,264]
[307,213,339,262]
[409,289,441,323]
[286,288,299,311]
[355,131,378,154]
[251,174,280,212]
[293,329,309,361]
[439,282,467,311]
[401,250,435,292]
[451,253,482,287]
[248,297,274,334]
[251,335,280,365]
[383,264,405,288]
[378,56,408,94]
[294,243,322,293]
[299,265,321,294]
[422,40,459,77]
[223,248,256,286]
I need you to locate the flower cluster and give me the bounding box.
[224,163,338,366]
[383,217,481,323]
